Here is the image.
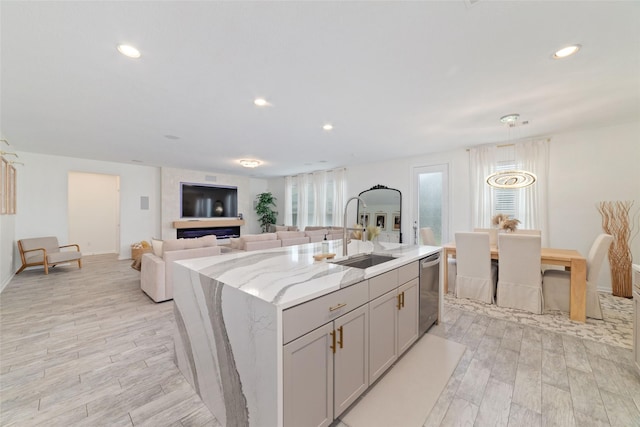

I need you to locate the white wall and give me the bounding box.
[10,152,161,267]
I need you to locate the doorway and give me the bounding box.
[68,172,120,255]
[412,164,449,245]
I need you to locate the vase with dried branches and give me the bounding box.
[598,200,637,297]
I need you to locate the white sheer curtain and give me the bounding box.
[284,175,294,226]
[470,139,549,246]
[297,173,311,230]
[312,171,327,226]
[284,168,347,230]
[470,145,497,228]
[516,139,549,246]
[332,168,346,226]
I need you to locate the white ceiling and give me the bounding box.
[1,1,639,178]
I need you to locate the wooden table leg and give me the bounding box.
[443,250,449,294]
[569,258,587,322]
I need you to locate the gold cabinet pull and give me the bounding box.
[397,293,402,310]
[329,302,347,312]
[401,291,405,308]
[338,326,344,349]
[330,330,336,354]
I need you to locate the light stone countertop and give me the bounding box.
[176,239,441,309]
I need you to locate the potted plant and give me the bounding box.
[255,192,278,233]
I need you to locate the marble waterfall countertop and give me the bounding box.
[176,239,441,310]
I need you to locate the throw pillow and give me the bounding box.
[151,238,163,257]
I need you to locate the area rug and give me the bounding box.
[340,334,466,427]
[444,292,633,349]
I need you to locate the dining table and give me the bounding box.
[442,242,588,322]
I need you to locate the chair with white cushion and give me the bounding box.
[473,228,498,246]
[542,233,613,319]
[420,227,436,246]
[455,232,497,304]
[496,233,543,314]
[514,229,542,236]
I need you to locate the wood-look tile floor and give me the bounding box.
[2,254,639,426]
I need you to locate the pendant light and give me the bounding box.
[486,114,537,189]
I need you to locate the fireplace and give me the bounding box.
[177,226,240,240]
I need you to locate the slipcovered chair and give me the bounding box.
[420,227,436,246]
[17,236,82,275]
[473,228,498,246]
[455,232,497,304]
[514,229,542,236]
[422,227,457,293]
[543,233,613,319]
[496,234,543,314]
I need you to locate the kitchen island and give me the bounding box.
[172,239,442,427]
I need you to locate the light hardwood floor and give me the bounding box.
[2,254,639,426]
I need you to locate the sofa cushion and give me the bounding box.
[242,233,277,242]
[276,231,306,239]
[162,235,218,252]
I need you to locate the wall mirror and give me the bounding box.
[357,185,402,243]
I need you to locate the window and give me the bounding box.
[285,169,346,230]
[470,140,549,244]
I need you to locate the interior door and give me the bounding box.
[413,164,449,245]
[68,172,120,255]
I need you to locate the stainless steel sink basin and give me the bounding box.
[330,254,396,269]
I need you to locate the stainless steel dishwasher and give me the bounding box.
[419,252,441,335]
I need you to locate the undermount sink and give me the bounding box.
[330,253,396,269]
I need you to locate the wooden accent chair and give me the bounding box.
[17,237,82,275]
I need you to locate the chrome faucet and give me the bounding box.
[343,196,367,256]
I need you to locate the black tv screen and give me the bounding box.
[181,183,238,218]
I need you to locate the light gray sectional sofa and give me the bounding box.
[141,235,221,302]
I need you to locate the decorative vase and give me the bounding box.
[214,200,224,217]
[598,200,634,298]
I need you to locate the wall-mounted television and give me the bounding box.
[180,182,238,218]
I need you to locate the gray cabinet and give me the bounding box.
[369,275,419,384]
[283,305,369,427]
[283,322,334,427]
[397,277,419,355]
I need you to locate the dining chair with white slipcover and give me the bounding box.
[455,232,497,304]
[514,229,542,236]
[422,227,457,292]
[473,228,498,246]
[496,233,543,314]
[420,227,436,246]
[542,233,613,319]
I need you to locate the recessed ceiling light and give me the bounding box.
[254,98,271,107]
[553,44,581,59]
[239,159,261,168]
[117,44,141,58]
[322,123,333,131]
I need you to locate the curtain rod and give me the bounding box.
[465,138,551,152]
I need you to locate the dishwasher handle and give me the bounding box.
[421,253,440,269]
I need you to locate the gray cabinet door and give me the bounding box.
[368,289,398,384]
[283,322,334,427]
[397,277,419,356]
[334,304,369,417]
